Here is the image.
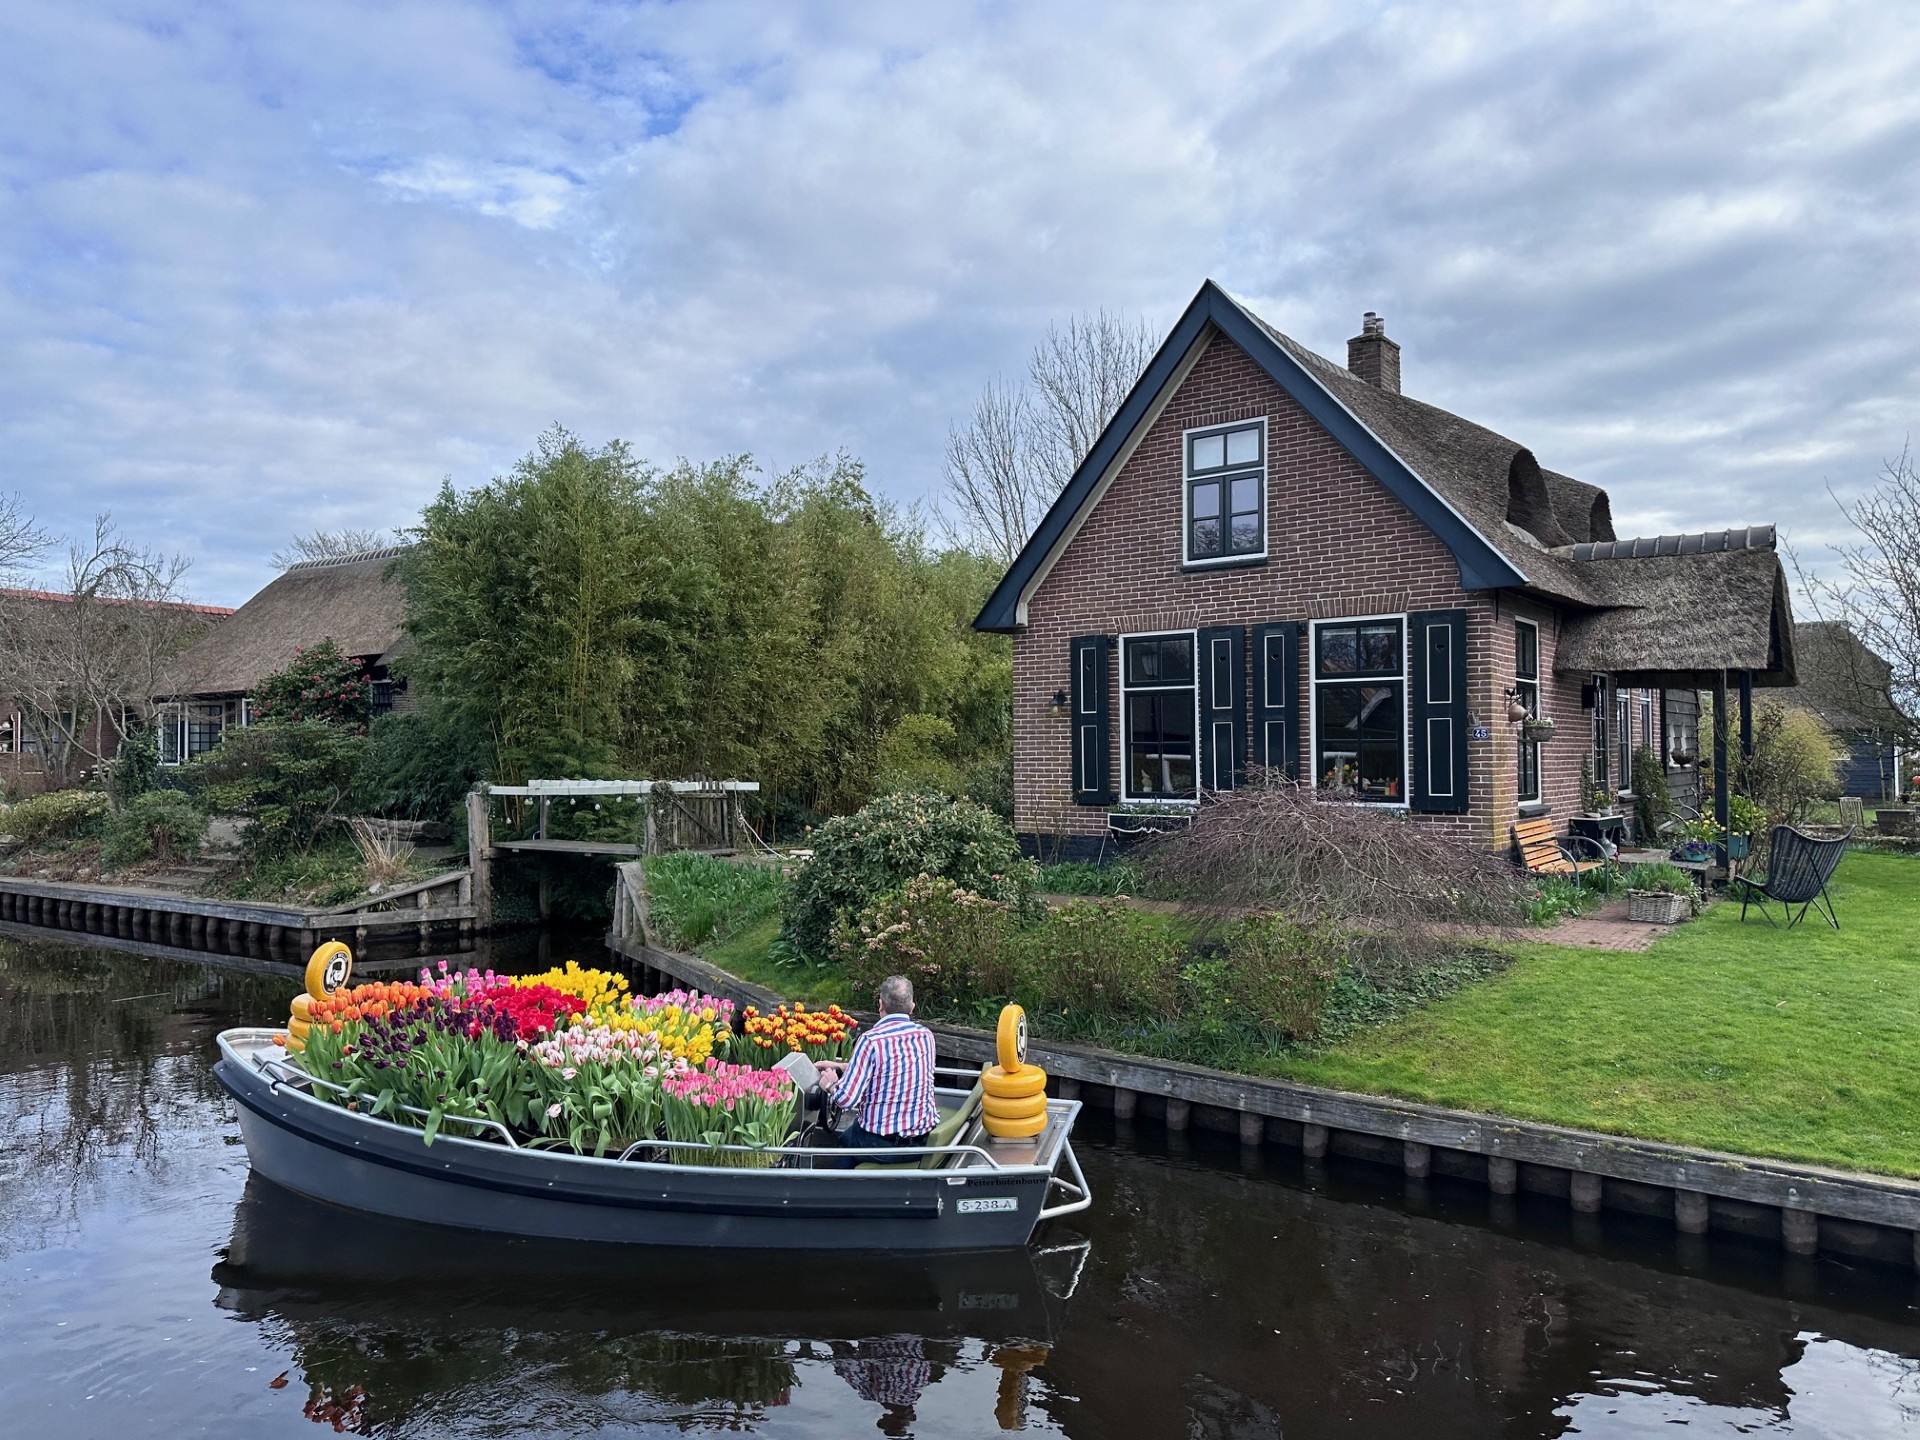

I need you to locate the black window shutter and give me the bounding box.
[1252,621,1304,780]
[1198,625,1247,790]
[1069,636,1114,805]
[1410,609,1470,812]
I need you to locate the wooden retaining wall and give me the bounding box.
[0,874,477,965]
[607,931,1920,1272]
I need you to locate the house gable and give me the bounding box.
[974,280,1527,633]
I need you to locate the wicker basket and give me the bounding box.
[1627,889,1690,924]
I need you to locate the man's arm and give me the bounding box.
[828,1033,877,1113]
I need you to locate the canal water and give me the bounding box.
[3,932,1918,1439]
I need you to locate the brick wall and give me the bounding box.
[1013,333,1601,853]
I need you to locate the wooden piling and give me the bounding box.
[1302,1123,1330,1158]
[1675,1190,1710,1235]
[1404,1141,1432,1178]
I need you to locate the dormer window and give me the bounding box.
[1184,420,1266,566]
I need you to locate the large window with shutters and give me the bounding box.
[1515,619,1541,805]
[1311,618,1406,804]
[1183,420,1265,566]
[1121,632,1198,802]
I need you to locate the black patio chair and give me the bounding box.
[1729,825,1853,930]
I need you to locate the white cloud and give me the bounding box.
[0,0,1915,603]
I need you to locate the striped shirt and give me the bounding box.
[833,1014,939,1137]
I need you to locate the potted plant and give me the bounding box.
[1578,759,1615,816]
[1624,862,1698,924]
[1521,715,1557,743]
[1669,817,1717,864]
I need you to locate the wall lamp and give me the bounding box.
[1047,689,1070,719]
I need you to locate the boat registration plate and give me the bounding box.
[957,1196,1018,1214]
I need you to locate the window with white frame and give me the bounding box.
[1615,686,1633,792]
[1312,618,1406,803]
[1515,620,1541,805]
[1121,633,1198,801]
[1637,692,1654,787]
[1590,674,1611,790]
[1184,421,1265,564]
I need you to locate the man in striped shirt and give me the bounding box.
[818,975,939,1162]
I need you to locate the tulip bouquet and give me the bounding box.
[595,987,735,1068]
[525,1024,688,1156]
[737,1002,859,1062]
[660,1059,798,1168]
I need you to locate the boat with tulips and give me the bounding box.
[214,948,1091,1251]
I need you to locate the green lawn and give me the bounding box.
[1279,851,1920,1177]
[699,916,854,1009]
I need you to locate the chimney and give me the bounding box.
[1347,311,1401,393]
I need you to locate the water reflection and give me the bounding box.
[3,930,1920,1438]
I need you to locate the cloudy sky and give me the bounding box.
[2,1,1915,605]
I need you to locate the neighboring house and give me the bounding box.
[153,547,414,764]
[0,587,233,796]
[1787,621,1911,801]
[975,282,1797,859]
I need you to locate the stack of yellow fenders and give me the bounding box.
[981,1004,1048,1141]
[281,940,353,1053]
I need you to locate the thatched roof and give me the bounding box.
[1554,544,1797,686]
[156,547,409,698]
[1787,621,1908,734]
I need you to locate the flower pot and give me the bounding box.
[1726,833,1751,860]
[1628,889,1690,924]
[1670,843,1713,864]
[1521,718,1557,743]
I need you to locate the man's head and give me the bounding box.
[876,975,915,1016]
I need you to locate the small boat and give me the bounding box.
[214,1027,1092,1251]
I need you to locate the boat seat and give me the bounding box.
[853,1078,987,1171]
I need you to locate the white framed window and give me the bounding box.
[1590,674,1611,790]
[1182,419,1266,566]
[1615,686,1633,791]
[1310,615,1408,805]
[1637,692,1654,786]
[1515,619,1541,805]
[1120,631,1199,803]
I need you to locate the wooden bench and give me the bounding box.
[1512,817,1609,886]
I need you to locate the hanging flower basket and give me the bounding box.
[1627,890,1691,925]
[1520,717,1557,743]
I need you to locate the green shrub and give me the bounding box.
[251,638,372,730]
[645,853,785,950]
[1739,704,1846,823]
[101,791,207,868]
[1008,899,1181,1019]
[107,727,161,806]
[357,707,487,826]
[187,720,368,856]
[834,874,1018,1011]
[962,753,1014,822]
[1632,745,1670,840]
[1211,916,1343,1040]
[1,789,110,844]
[782,792,1033,959]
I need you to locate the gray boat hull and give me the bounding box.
[215,1028,1087,1251]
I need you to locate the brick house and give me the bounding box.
[974,281,1796,859]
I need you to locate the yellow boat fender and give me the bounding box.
[305,941,352,1000]
[982,1004,1048,1141]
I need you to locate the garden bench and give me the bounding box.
[1512,818,1610,888]
[1730,824,1852,930]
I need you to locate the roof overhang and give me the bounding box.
[973,280,1528,633]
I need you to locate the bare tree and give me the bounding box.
[0,517,213,787]
[1791,442,1920,745]
[0,492,49,580]
[271,528,392,570]
[943,310,1159,564]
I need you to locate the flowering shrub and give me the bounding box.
[738,1002,859,1062]
[250,639,372,731]
[1006,900,1181,1018]
[834,874,1017,1010]
[781,791,1035,959]
[661,1060,797,1168]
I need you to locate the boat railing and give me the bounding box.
[1036,1139,1092,1222]
[251,1053,524,1148]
